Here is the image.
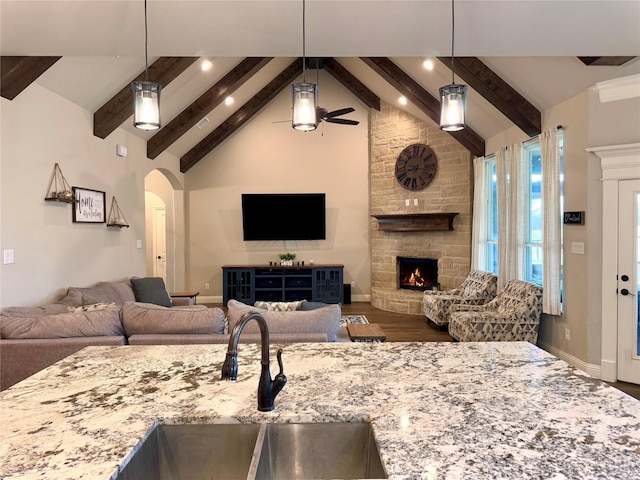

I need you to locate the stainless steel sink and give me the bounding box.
[115,421,387,480]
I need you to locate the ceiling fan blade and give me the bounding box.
[324,118,359,126]
[323,107,355,119]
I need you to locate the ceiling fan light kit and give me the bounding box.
[133,0,161,131]
[439,0,467,132]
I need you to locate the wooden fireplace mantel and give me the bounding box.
[371,213,459,232]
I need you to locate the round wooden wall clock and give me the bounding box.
[394,143,438,191]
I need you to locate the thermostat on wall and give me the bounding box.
[116,144,128,157]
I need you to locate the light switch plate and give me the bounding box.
[571,242,585,254]
[136,240,142,249]
[3,249,14,264]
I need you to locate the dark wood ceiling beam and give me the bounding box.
[438,57,541,137]
[1,56,61,100]
[93,57,197,139]
[578,56,636,66]
[147,57,272,159]
[361,57,484,158]
[322,58,380,111]
[181,59,302,172]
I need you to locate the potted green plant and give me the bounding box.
[279,252,296,266]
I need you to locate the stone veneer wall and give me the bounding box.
[370,102,473,315]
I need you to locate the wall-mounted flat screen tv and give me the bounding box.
[242,193,326,241]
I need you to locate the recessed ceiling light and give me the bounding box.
[201,59,213,72]
[225,96,234,106]
[423,59,434,71]
[398,96,408,105]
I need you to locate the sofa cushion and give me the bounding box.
[58,281,135,307]
[254,300,305,311]
[121,302,226,336]
[0,306,124,339]
[227,299,341,342]
[299,300,332,311]
[130,277,172,307]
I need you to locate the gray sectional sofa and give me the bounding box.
[0,280,341,390]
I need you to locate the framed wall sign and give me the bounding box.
[563,211,584,225]
[72,187,106,223]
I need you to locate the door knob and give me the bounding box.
[621,274,629,282]
[620,288,636,296]
[157,256,162,259]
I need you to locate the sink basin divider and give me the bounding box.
[246,423,269,479]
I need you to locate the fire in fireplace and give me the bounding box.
[397,256,438,291]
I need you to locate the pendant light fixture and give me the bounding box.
[292,0,317,131]
[133,0,161,130]
[439,0,467,132]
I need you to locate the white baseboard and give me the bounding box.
[538,341,602,379]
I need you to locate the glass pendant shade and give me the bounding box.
[439,83,467,132]
[133,81,161,130]
[292,83,318,131]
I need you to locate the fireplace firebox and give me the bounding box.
[397,256,438,291]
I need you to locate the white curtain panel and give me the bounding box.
[506,143,527,283]
[471,156,488,270]
[540,128,563,315]
[495,148,509,290]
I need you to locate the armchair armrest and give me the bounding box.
[424,288,460,297]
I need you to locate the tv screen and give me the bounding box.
[242,193,326,241]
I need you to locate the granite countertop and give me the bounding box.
[1,341,639,479]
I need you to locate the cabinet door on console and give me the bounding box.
[313,268,344,304]
[223,269,254,306]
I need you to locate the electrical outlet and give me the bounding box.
[204,283,210,290]
[565,327,570,341]
[413,198,418,206]
[351,281,356,289]
[405,199,410,206]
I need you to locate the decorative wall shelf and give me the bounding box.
[106,196,129,228]
[44,163,75,203]
[372,213,458,232]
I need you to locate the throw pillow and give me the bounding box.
[227,299,341,342]
[67,302,117,313]
[121,302,225,336]
[130,277,172,307]
[254,300,305,311]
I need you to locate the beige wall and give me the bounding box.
[0,84,184,307]
[183,70,371,302]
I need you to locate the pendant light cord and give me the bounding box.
[144,0,149,81]
[302,0,307,82]
[450,0,455,85]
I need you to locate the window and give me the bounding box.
[485,158,498,275]
[525,145,543,285]
[478,135,564,288]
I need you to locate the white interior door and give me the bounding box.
[153,207,167,282]
[617,179,640,384]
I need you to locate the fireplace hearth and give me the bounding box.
[397,256,438,291]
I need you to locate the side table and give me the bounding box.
[170,291,200,304]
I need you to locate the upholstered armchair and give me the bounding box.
[448,279,543,343]
[423,270,498,327]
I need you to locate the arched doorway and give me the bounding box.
[144,169,186,292]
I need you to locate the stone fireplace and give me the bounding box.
[369,102,473,315]
[397,256,438,291]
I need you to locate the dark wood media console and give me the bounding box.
[222,264,344,306]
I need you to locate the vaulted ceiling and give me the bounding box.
[2,1,639,172]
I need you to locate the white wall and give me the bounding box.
[0,84,185,307]
[183,70,371,302]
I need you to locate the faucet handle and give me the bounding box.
[272,348,287,397]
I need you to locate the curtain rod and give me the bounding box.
[521,125,564,146]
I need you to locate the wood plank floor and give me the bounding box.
[213,301,640,401]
